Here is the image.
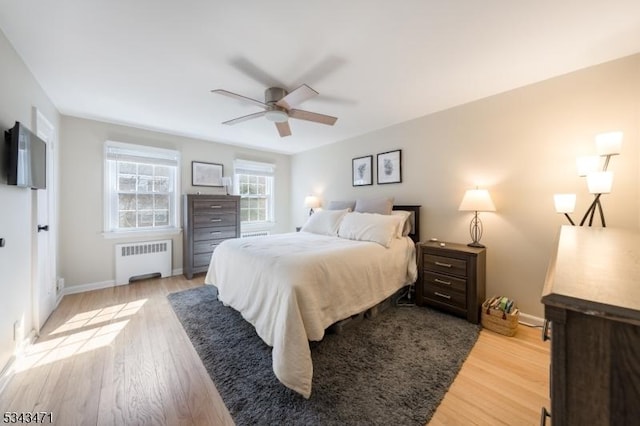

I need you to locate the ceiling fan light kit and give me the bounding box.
[265,109,288,123]
[211,84,337,137]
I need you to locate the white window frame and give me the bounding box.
[233,159,276,232]
[103,141,181,238]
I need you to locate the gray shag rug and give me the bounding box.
[168,285,480,426]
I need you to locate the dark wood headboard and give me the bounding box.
[393,205,421,243]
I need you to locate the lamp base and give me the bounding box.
[467,241,486,248]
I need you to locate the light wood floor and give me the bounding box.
[0,275,549,425]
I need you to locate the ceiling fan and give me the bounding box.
[211,84,338,137]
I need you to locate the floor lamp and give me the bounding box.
[554,131,621,227]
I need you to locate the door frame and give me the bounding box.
[33,108,58,331]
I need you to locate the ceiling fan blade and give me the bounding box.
[222,111,267,125]
[276,84,318,109]
[211,89,267,109]
[275,121,292,137]
[289,109,338,126]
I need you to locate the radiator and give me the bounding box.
[241,231,270,238]
[114,240,172,285]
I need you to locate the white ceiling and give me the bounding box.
[2,1,640,154]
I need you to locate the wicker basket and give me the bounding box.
[481,299,519,336]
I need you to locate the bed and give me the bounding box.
[204,203,420,398]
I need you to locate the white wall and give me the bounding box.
[58,116,291,290]
[0,29,60,372]
[291,54,640,318]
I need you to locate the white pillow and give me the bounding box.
[300,209,349,236]
[338,212,404,248]
[392,210,412,237]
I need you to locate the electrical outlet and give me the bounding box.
[56,277,65,292]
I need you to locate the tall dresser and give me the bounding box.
[182,194,240,279]
[541,226,640,425]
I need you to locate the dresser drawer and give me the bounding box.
[423,271,467,294]
[194,252,214,268]
[193,226,237,241]
[193,239,226,254]
[193,199,238,212]
[423,284,466,310]
[193,213,237,228]
[423,254,467,277]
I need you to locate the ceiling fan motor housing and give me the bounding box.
[265,87,288,105]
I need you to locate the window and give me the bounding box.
[233,159,275,228]
[104,141,180,235]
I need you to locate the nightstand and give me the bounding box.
[416,241,486,324]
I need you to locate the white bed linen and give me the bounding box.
[204,232,417,398]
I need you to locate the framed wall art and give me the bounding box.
[192,161,223,187]
[377,149,402,184]
[352,155,373,186]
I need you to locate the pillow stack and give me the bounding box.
[301,197,412,247]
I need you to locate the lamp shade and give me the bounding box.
[554,193,576,213]
[458,189,496,212]
[595,131,623,156]
[576,156,600,177]
[304,195,320,209]
[587,171,613,194]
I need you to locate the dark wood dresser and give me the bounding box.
[541,226,640,425]
[182,194,240,279]
[416,241,486,324]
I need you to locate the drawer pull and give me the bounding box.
[434,261,452,268]
[210,231,222,235]
[434,278,452,286]
[434,291,451,300]
[540,407,551,426]
[210,218,222,222]
[542,319,551,342]
[210,205,222,209]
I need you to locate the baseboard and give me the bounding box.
[518,312,545,327]
[63,271,186,296]
[63,280,116,295]
[0,329,37,395]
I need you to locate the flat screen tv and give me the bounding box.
[5,121,46,189]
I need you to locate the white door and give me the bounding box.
[34,109,57,331]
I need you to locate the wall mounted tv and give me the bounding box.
[4,121,46,190]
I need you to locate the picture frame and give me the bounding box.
[192,161,224,187]
[352,155,373,186]
[376,149,402,184]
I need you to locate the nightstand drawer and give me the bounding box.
[423,271,467,294]
[423,254,467,277]
[423,284,466,309]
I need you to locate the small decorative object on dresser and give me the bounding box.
[183,194,240,279]
[416,240,486,324]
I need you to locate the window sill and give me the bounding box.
[102,227,182,240]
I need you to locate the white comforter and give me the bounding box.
[204,232,417,398]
